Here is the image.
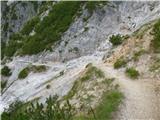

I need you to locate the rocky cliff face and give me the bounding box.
[1,1,160,115]
[1,1,40,42]
[3,1,159,62]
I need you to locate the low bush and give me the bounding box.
[109,34,123,46]
[94,90,123,120]
[1,96,74,120]
[18,67,29,79]
[32,65,46,72]
[74,90,123,120]
[114,58,127,69]
[152,19,160,53]
[64,65,105,100]
[125,67,139,79]
[81,66,105,82]
[1,81,7,91]
[9,33,23,41]
[21,16,40,35]
[5,40,23,57]
[1,66,12,76]
[1,42,6,59]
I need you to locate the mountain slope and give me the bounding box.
[1,1,160,119]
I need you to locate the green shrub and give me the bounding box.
[1,96,74,120]
[74,90,123,120]
[9,33,23,40]
[20,1,82,55]
[21,16,40,35]
[32,65,46,72]
[38,1,52,15]
[125,67,139,79]
[1,66,12,76]
[5,40,23,57]
[18,65,46,79]
[1,81,7,91]
[152,19,160,53]
[21,36,45,55]
[114,58,127,69]
[1,42,6,59]
[94,90,123,120]
[109,34,123,46]
[84,27,89,32]
[3,33,24,57]
[64,65,104,100]
[18,68,29,79]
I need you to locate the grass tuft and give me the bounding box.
[152,19,160,53]
[125,67,139,79]
[114,57,127,69]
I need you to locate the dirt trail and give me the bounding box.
[96,63,160,120]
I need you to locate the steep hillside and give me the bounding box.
[1,1,160,120]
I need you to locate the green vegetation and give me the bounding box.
[2,96,74,120]
[75,88,123,120]
[84,27,89,32]
[2,1,108,58]
[109,34,123,46]
[81,65,105,81]
[18,67,29,79]
[125,67,140,79]
[1,81,7,91]
[114,57,127,69]
[152,19,160,53]
[2,64,123,120]
[1,41,6,60]
[21,16,40,35]
[3,1,82,57]
[30,1,39,12]
[132,49,145,61]
[3,33,24,57]
[31,65,46,72]
[18,65,47,79]
[4,39,23,57]
[93,90,123,120]
[1,66,12,76]
[38,1,53,15]
[64,65,105,100]
[150,58,160,72]
[23,1,82,55]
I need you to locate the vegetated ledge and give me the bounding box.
[18,65,47,79]
[63,64,123,120]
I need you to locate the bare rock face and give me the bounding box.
[1,1,39,42]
